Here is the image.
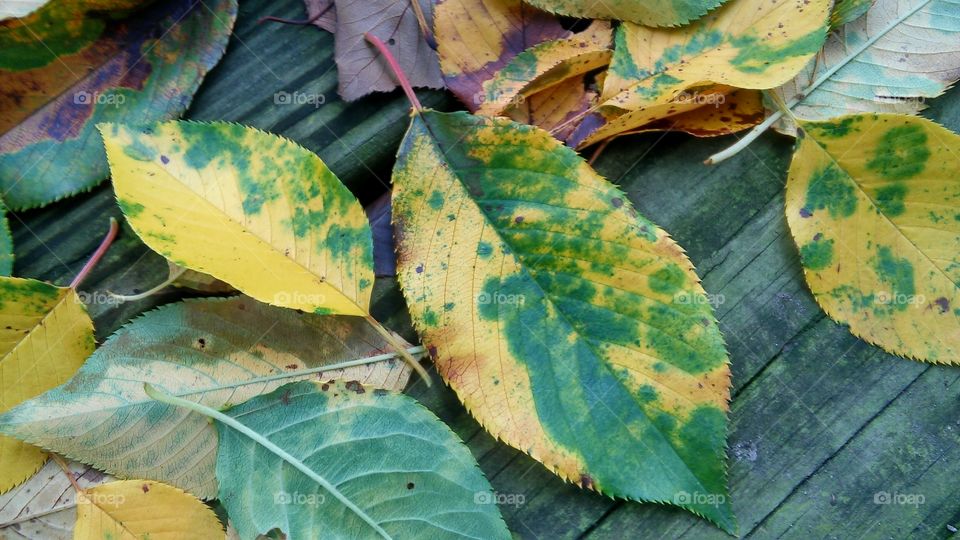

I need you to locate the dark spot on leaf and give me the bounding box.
[406,482,415,490]
[935,297,950,313]
[345,380,365,394]
[611,197,623,208]
[141,483,150,493]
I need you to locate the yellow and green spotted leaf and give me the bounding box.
[786,114,960,364]
[391,110,735,532]
[523,0,730,27]
[0,277,94,494]
[0,0,235,210]
[100,120,374,316]
[576,0,829,145]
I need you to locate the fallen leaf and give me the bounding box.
[506,73,600,141]
[572,0,830,146]
[75,480,223,539]
[391,110,735,532]
[786,114,960,364]
[0,0,50,20]
[0,277,94,494]
[774,0,960,135]
[0,460,111,539]
[101,121,374,317]
[334,0,443,101]
[0,296,414,499]
[435,0,569,111]
[0,0,236,210]
[523,0,731,27]
[151,380,510,539]
[304,0,336,33]
[473,20,613,116]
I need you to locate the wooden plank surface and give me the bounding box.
[8,0,960,538]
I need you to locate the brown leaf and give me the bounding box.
[334,0,443,101]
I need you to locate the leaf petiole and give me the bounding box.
[70,217,119,290]
[365,33,423,113]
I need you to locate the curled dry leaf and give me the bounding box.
[786,114,960,364]
[523,0,731,28]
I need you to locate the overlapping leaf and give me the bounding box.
[391,110,735,532]
[572,0,830,146]
[523,0,730,28]
[0,208,12,276]
[0,297,413,499]
[0,460,112,539]
[830,0,873,28]
[0,277,94,495]
[0,0,236,210]
[75,480,223,539]
[786,114,960,364]
[101,121,374,316]
[335,0,442,101]
[192,381,509,539]
[774,0,960,135]
[435,0,570,111]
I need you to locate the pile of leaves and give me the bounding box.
[1,0,959,538]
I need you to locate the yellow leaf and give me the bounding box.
[505,74,599,141]
[99,121,374,316]
[0,277,94,494]
[74,480,223,539]
[572,0,829,144]
[786,113,960,363]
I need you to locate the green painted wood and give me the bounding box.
[6,0,960,538]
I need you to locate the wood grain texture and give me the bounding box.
[6,0,960,537]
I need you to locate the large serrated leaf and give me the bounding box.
[523,0,730,28]
[0,297,412,499]
[0,277,94,495]
[0,0,236,210]
[165,380,510,539]
[101,120,374,316]
[774,0,960,135]
[391,110,735,532]
[786,113,960,364]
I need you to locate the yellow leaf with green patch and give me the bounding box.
[0,277,94,495]
[786,113,960,364]
[391,110,735,533]
[568,0,829,145]
[74,480,223,540]
[523,0,731,27]
[100,121,374,316]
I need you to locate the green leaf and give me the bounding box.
[830,0,873,28]
[523,0,730,27]
[0,206,12,276]
[149,380,510,539]
[391,110,735,533]
[0,297,416,499]
[0,0,236,210]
